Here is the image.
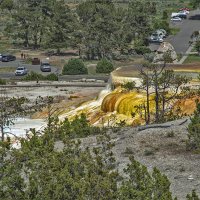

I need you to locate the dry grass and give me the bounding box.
[183,55,200,64]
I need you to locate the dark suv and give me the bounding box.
[177,13,187,19]
[2,54,16,62]
[40,62,51,72]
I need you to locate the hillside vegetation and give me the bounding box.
[0,0,190,60]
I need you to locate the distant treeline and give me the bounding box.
[0,0,187,60]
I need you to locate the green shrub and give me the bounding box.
[186,101,200,150]
[166,131,175,138]
[195,40,200,53]
[23,71,43,81]
[186,190,200,199]
[122,81,136,91]
[58,113,102,139]
[144,149,155,156]
[162,10,168,20]
[62,59,88,75]
[46,73,58,81]
[24,57,32,64]
[0,79,6,85]
[124,147,134,155]
[153,19,170,34]
[119,157,174,200]
[134,46,151,55]
[22,71,58,81]
[96,58,114,73]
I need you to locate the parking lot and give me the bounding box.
[0,59,59,79]
[150,9,200,54]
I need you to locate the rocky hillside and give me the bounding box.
[81,117,200,199]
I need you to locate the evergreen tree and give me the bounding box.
[126,0,156,46]
[119,156,174,200]
[186,190,200,200]
[76,0,118,59]
[187,101,200,150]
[45,0,76,54]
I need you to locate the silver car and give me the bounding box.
[15,66,28,76]
[40,62,51,72]
[149,33,164,43]
[156,29,167,38]
[171,16,182,22]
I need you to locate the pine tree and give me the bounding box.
[119,156,174,200]
[187,101,200,150]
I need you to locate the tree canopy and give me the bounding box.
[1,0,157,59]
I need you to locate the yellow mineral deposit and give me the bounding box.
[59,82,112,122]
[59,64,200,126]
[173,96,200,116]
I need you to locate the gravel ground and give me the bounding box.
[1,84,103,102]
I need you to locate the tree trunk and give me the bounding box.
[24,30,29,47]
[78,47,81,57]
[57,48,61,55]
[97,48,102,60]
[153,70,160,123]
[91,49,95,60]
[34,34,38,49]
[144,104,147,123]
[161,93,166,120]
[86,52,90,60]
[1,126,4,142]
[146,79,150,124]
[155,83,159,123]
[39,30,43,45]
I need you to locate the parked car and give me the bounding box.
[40,61,51,72]
[2,54,16,62]
[171,16,182,22]
[157,29,167,36]
[177,13,187,19]
[171,12,180,18]
[0,54,2,61]
[179,10,189,15]
[171,12,187,19]
[155,30,166,38]
[189,15,200,20]
[179,7,190,13]
[149,33,163,43]
[15,66,28,76]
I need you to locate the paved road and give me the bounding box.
[0,59,110,82]
[150,9,200,54]
[0,59,59,79]
[0,60,110,82]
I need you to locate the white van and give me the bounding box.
[171,12,180,18]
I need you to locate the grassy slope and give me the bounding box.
[184,54,200,64]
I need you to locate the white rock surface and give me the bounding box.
[153,42,178,63]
